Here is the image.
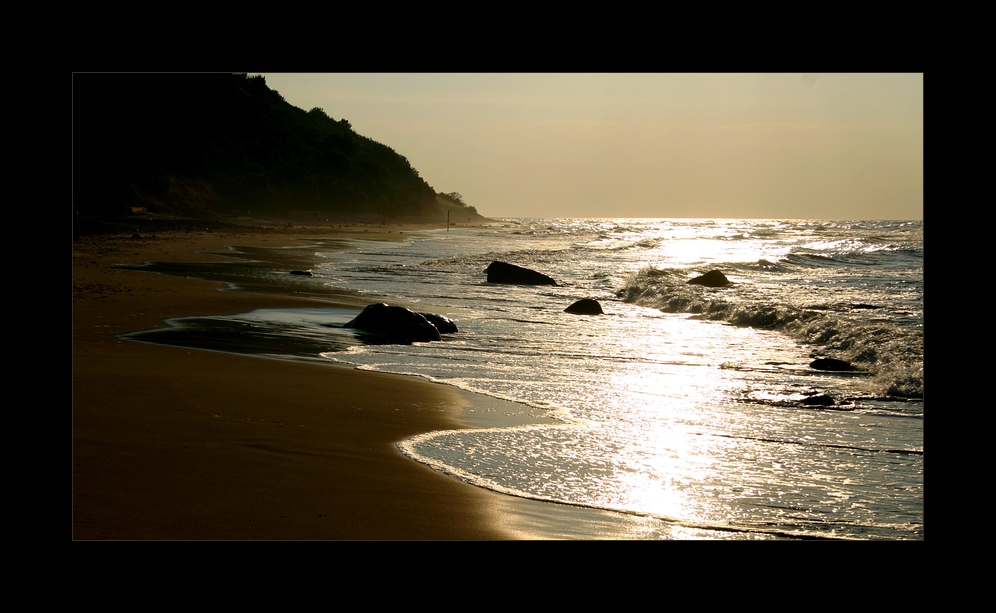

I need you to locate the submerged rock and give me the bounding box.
[809,358,855,371]
[485,261,557,285]
[687,270,732,287]
[289,270,313,276]
[344,303,452,344]
[565,299,604,315]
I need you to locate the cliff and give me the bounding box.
[73,73,484,224]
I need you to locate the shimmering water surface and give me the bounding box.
[127,219,923,539]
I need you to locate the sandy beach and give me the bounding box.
[72,223,523,539]
[74,222,699,540]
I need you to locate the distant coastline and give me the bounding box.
[74,204,492,239]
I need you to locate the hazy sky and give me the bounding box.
[262,73,922,220]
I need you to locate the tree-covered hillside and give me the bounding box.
[73,73,482,222]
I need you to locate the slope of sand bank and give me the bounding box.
[72,224,517,539]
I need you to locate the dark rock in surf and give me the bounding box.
[485,261,557,286]
[809,358,855,372]
[565,299,604,315]
[800,393,836,406]
[419,312,458,334]
[687,270,731,287]
[290,270,313,276]
[344,303,444,344]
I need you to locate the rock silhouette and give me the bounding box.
[565,299,604,315]
[344,303,454,344]
[484,261,557,285]
[419,312,458,334]
[687,270,731,287]
[801,393,836,406]
[809,358,855,371]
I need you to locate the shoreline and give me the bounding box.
[72,226,668,540]
[73,223,661,539]
[73,224,519,539]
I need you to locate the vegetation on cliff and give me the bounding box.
[73,73,483,222]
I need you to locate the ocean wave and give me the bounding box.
[616,265,923,398]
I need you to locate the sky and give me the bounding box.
[262,73,923,220]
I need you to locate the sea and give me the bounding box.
[125,218,923,540]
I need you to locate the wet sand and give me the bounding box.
[72,224,522,539]
[73,223,666,540]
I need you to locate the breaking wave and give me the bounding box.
[616,265,923,398]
